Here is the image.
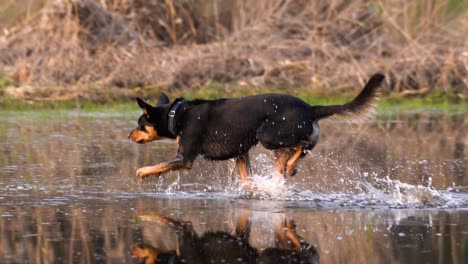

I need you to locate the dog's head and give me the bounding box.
[128,93,170,144]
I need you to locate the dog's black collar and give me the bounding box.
[168,99,186,137]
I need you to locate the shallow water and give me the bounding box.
[0,109,467,263]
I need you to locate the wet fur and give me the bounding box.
[129,73,384,179]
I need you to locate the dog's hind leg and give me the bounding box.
[235,153,251,183]
[286,147,306,176]
[283,121,319,176]
[274,148,295,176]
[274,147,306,176]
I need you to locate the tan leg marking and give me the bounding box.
[237,210,249,233]
[136,159,192,178]
[286,147,303,176]
[285,220,302,251]
[274,148,296,176]
[235,154,251,183]
[276,220,302,251]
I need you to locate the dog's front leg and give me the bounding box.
[136,155,193,178]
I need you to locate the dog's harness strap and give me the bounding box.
[168,100,186,136]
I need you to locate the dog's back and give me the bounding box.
[180,94,317,159]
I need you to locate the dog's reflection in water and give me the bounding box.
[131,212,319,264]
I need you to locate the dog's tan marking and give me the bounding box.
[237,211,249,232]
[129,129,144,142]
[137,159,192,178]
[286,147,303,176]
[130,244,160,264]
[276,220,302,251]
[129,125,164,143]
[274,147,304,176]
[274,148,295,176]
[284,221,302,251]
[274,153,288,175]
[142,125,163,142]
[235,154,251,183]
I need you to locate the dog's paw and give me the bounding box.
[136,168,147,178]
[288,168,297,177]
[136,166,161,178]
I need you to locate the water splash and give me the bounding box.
[355,176,442,205]
[286,174,465,208]
[239,171,288,199]
[151,164,467,208]
[237,153,288,199]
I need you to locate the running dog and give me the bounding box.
[129,74,384,182]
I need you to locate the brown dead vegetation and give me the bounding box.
[0,0,466,101]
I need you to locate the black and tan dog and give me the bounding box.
[129,74,384,181]
[131,212,319,264]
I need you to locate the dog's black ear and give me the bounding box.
[157,93,170,106]
[136,97,154,117]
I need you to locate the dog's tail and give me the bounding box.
[311,73,384,123]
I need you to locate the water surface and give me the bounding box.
[0,109,467,263]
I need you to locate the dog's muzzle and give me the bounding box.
[128,129,145,144]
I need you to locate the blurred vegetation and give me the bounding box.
[0,0,466,105]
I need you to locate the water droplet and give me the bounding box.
[282,117,286,120]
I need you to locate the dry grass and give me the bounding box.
[0,0,466,101]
